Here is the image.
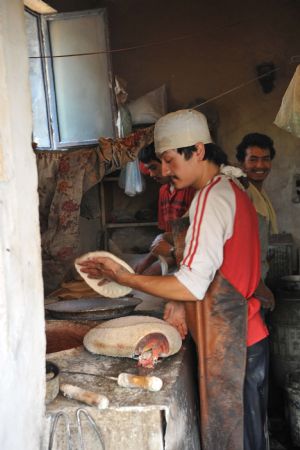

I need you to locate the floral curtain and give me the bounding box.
[36,127,153,294]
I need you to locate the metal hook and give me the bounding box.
[76,408,105,450]
[47,412,72,450]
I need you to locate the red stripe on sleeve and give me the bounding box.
[182,191,203,267]
[183,177,221,268]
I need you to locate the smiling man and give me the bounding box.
[79,110,269,450]
[236,133,278,281]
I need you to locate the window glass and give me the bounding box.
[25,9,115,149]
[48,12,115,144]
[25,11,50,148]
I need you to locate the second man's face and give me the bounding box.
[145,160,169,184]
[242,146,272,183]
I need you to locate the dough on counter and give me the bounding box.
[83,315,182,359]
[75,251,134,298]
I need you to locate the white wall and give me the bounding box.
[0,1,45,449]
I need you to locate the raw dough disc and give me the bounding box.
[75,251,134,298]
[83,315,182,358]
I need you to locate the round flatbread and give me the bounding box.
[83,315,182,358]
[75,251,134,298]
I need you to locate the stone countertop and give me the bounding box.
[47,343,188,409]
[44,339,201,450]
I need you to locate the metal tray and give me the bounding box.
[45,297,142,320]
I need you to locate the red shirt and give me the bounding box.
[158,184,195,232]
[220,182,268,346]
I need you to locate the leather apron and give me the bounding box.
[171,217,248,450]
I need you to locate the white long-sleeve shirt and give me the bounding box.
[175,175,236,300]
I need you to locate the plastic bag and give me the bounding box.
[118,159,145,197]
[115,94,143,196]
[274,65,300,138]
[115,99,145,196]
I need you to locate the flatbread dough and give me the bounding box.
[83,315,182,358]
[75,251,134,298]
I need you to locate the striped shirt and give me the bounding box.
[158,184,195,231]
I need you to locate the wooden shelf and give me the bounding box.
[106,222,158,229]
[102,177,119,182]
[99,176,157,249]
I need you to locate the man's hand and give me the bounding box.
[254,279,275,311]
[134,254,157,274]
[78,257,128,283]
[142,261,163,276]
[150,234,174,258]
[163,301,188,339]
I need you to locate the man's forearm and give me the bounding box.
[118,271,197,301]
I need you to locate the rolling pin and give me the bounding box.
[61,370,163,392]
[60,383,109,409]
[114,373,163,392]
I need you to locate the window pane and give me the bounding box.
[25,11,50,148]
[48,12,115,144]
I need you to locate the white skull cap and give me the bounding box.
[154,109,212,156]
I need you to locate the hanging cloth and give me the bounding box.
[36,126,153,294]
[274,65,300,138]
[247,183,278,234]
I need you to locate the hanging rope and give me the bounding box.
[27,18,299,108]
[28,32,200,59]
[191,67,280,109]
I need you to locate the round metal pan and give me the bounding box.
[45,297,142,320]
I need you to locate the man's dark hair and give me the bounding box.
[138,143,161,164]
[236,133,276,162]
[177,143,228,166]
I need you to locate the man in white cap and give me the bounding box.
[79,109,269,450]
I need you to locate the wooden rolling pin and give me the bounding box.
[115,373,163,392]
[60,370,163,392]
[60,383,109,409]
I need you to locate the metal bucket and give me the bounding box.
[269,289,300,386]
[285,371,300,446]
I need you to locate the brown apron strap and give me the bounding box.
[170,216,190,265]
[186,273,247,450]
[172,217,248,450]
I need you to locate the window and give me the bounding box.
[25,8,116,149]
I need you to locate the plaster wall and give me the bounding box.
[0,0,45,449]
[47,0,300,245]
[110,0,300,245]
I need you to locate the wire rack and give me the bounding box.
[266,233,295,288]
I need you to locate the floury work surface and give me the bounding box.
[43,337,200,450]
